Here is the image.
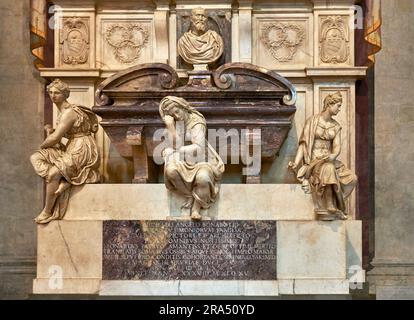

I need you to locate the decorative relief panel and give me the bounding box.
[253,15,312,69]
[260,22,305,63]
[97,16,153,70]
[104,23,149,64]
[319,16,350,64]
[60,17,90,65]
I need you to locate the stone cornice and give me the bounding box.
[40,66,367,81]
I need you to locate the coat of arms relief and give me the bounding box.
[60,18,90,65]
[319,16,350,64]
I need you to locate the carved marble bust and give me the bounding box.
[177,8,224,67]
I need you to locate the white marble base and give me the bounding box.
[276,279,350,295]
[33,278,101,295]
[33,222,362,295]
[100,280,279,296]
[277,221,346,280]
[65,184,314,220]
[33,278,351,296]
[33,184,363,296]
[99,279,347,296]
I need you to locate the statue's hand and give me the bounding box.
[45,170,52,183]
[163,115,175,127]
[44,124,54,136]
[301,179,311,194]
[328,154,337,162]
[287,161,297,171]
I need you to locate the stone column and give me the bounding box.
[238,0,253,63]
[368,0,414,300]
[231,5,240,62]
[169,5,177,68]
[154,0,170,64]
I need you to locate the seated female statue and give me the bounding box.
[30,79,100,224]
[289,92,357,221]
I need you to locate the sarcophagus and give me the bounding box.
[94,62,297,183]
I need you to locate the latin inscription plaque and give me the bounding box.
[103,220,276,280]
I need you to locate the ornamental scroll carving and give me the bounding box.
[105,23,149,64]
[261,22,305,63]
[319,16,350,64]
[60,18,90,65]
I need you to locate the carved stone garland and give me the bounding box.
[105,24,149,64]
[319,16,350,64]
[60,18,90,65]
[261,22,305,63]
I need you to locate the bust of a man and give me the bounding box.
[177,8,224,66]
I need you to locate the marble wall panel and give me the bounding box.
[253,13,313,69]
[54,10,95,69]
[97,14,154,70]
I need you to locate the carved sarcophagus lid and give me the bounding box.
[94,63,297,183]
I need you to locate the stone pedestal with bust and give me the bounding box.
[177,8,224,87]
[177,8,224,68]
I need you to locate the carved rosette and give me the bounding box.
[60,18,90,65]
[261,22,305,63]
[105,24,149,64]
[319,16,350,64]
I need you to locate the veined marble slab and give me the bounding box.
[64,184,314,221]
[33,219,361,296]
[102,220,277,281]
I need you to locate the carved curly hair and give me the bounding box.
[47,79,70,99]
[323,91,343,111]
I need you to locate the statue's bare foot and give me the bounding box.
[191,211,202,221]
[55,180,71,196]
[34,211,52,223]
[337,211,348,220]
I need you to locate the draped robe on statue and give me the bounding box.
[296,115,357,214]
[163,113,225,209]
[177,30,224,65]
[31,105,101,222]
